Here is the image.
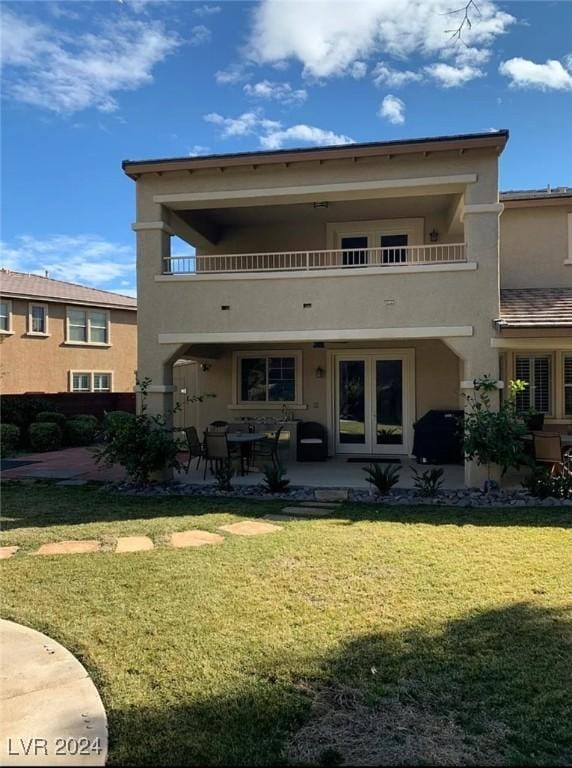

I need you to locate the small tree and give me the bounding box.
[96,378,210,484]
[463,376,530,484]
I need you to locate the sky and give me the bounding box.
[1,0,571,297]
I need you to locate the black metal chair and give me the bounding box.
[253,426,283,469]
[297,421,328,461]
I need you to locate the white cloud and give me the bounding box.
[372,62,422,87]
[0,235,135,288]
[214,64,249,85]
[189,25,211,46]
[0,8,179,114]
[425,62,484,87]
[350,61,367,79]
[204,110,353,149]
[499,56,572,91]
[260,124,354,150]
[247,0,514,78]
[379,94,405,124]
[243,80,307,105]
[188,144,211,156]
[194,5,221,17]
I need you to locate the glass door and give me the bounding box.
[374,358,404,453]
[335,352,411,455]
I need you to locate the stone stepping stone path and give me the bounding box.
[37,540,100,556]
[115,536,154,553]
[314,489,348,502]
[264,513,296,522]
[0,546,19,560]
[279,506,333,518]
[219,521,282,536]
[170,530,224,548]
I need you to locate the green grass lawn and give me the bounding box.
[2,481,571,766]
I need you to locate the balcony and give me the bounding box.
[163,243,466,275]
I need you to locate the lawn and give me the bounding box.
[2,481,571,766]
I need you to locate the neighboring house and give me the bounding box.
[0,270,137,394]
[122,130,572,485]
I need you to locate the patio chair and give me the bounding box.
[253,426,283,469]
[297,421,328,462]
[183,426,204,473]
[203,430,237,479]
[533,432,572,477]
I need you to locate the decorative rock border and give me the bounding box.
[115,481,572,508]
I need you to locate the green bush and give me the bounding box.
[1,424,21,457]
[103,410,135,433]
[522,466,572,499]
[363,463,400,495]
[411,466,444,497]
[65,418,97,447]
[262,462,290,493]
[29,422,63,452]
[1,397,52,431]
[214,459,234,491]
[69,414,99,428]
[35,411,67,430]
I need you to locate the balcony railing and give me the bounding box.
[163,243,466,275]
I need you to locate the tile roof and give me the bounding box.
[500,187,572,202]
[498,288,572,328]
[0,270,136,310]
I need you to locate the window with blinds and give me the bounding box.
[515,355,552,414]
[565,356,572,416]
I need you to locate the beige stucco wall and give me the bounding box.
[172,340,461,443]
[0,299,137,394]
[500,204,572,288]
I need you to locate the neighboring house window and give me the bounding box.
[0,300,12,333]
[564,356,572,416]
[67,308,109,344]
[70,372,113,392]
[71,372,91,392]
[28,303,48,335]
[93,373,112,392]
[238,354,299,403]
[515,355,552,415]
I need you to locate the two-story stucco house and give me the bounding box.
[0,271,137,394]
[122,130,572,486]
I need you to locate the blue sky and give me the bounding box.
[1,0,571,296]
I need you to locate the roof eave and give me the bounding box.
[0,291,137,311]
[122,130,509,179]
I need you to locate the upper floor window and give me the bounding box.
[515,354,552,415]
[66,308,109,344]
[237,352,300,404]
[0,300,12,333]
[28,303,48,335]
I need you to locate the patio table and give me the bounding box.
[227,432,267,475]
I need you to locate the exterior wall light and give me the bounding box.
[429,229,439,242]
[315,366,325,379]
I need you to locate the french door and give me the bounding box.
[334,351,414,455]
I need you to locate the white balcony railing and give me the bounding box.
[163,243,466,275]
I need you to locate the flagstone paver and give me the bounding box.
[314,489,348,502]
[115,536,154,553]
[0,546,19,560]
[264,514,295,522]
[219,521,282,536]
[170,530,224,548]
[36,540,101,556]
[300,501,340,509]
[280,506,332,518]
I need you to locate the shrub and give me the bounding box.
[65,418,97,447]
[522,466,572,499]
[363,463,400,495]
[70,414,99,428]
[29,422,63,452]
[95,383,180,484]
[214,459,234,491]
[262,462,290,493]
[411,466,444,497]
[1,397,52,431]
[1,424,21,457]
[35,411,67,430]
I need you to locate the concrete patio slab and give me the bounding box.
[56,479,89,487]
[299,501,340,509]
[0,619,107,766]
[115,536,154,553]
[314,489,349,502]
[36,540,100,556]
[0,546,19,560]
[280,506,332,518]
[170,530,224,548]
[219,521,282,536]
